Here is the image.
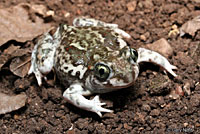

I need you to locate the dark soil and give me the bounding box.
[0,0,200,133]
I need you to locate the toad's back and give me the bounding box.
[54,25,126,85]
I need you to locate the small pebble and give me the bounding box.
[140,34,146,41]
[141,104,151,112]
[127,1,137,12]
[146,38,173,58]
[14,114,20,120]
[150,109,160,116]
[184,122,188,127]
[124,123,132,130]
[183,82,191,95]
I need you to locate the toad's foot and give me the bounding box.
[63,84,113,117]
[137,48,177,77]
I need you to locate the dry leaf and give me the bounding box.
[180,15,200,37]
[0,54,9,70]
[13,49,30,58]
[0,3,51,46]
[0,45,19,70]
[3,44,20,55]
[0,92,27,114]
[0,44,30,70]
[10,55,31,78]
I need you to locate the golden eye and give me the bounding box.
[94,63,110,81]
[130,48,138,62]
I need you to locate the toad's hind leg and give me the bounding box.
[137,48,177,77]
[29,29,59,86]
[73,17,131,38]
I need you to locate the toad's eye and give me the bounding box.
[94,63,110,81]
[130,48,138,63]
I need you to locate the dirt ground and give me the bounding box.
[0,0,200,134]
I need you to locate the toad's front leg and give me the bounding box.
[29,27,60,86]
[137,48,177,77]
[63,84,113,117]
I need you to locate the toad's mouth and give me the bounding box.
[88,73,136,94]
[92,79,135,94]
[107,77,134,88]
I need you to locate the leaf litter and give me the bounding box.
[0,44,31,76]
[0,3,52,46]
[0,3,54,76]
[180,15,200,37]
[0,3,53,114]
[0,92,27,115]
[0,44,20,70]
[10,55,31,78]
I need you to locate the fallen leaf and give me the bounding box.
[0,3,52,46]
[146,38,173,58]
[180,15,200,37]
[10,55,31,78]
[0,92,27,114]
[0,44,30,70]
[0,44,19,69]
[0,54,9,69]
[12,48,30,58]
[3,44,20,55]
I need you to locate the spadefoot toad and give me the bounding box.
[29,17,177,117]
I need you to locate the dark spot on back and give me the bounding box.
[76,71,80,78]
[69,87,73,91]
[64,66,68,70]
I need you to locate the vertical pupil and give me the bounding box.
[99,68,105,76]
